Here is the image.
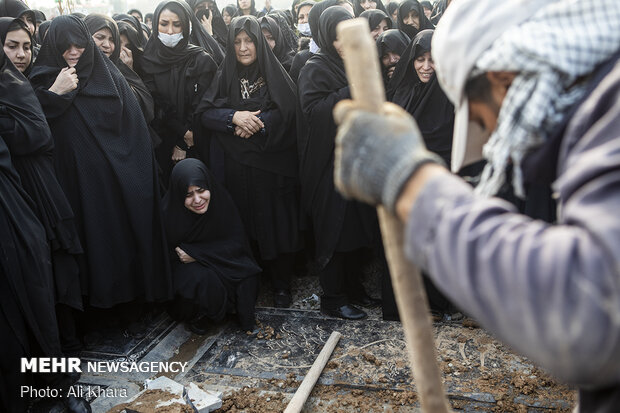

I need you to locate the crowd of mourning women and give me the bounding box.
[0,0,454,410]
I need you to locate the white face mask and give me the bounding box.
[297,22,311,37]
[158,32,184,48]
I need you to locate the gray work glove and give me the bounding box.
[334,100,444,213]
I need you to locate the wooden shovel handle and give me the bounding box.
[335,18,452,413]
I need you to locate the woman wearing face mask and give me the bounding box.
[0,17,33,75]
[396,0,433,40]
[29,15,172,313]
[197,16,303,308]
[141,0,219,184]
[163,159,260,333]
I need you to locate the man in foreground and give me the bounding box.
[333,0,620,411]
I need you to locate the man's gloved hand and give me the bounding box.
[334,100,444,213]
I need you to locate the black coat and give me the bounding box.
[297,7,378,267]
[197,16,302,259]
[0,34,83,310]
[30,15,172,308]
[162,159,260,328]
[387,29,453,164]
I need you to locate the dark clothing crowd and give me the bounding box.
[3,0,617,411]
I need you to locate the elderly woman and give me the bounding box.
[163,159,260,333]
[197,16,303,308]
[29,15,172,311]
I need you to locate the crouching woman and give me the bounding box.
[163,159,260,333]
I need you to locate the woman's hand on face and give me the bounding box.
[232,110,263,135]
[120,46,133,69]
[172,146,187,162]
[49,67,79,95]
[175,247,196,263]
[200,12,213,35]
[234,126,252,139]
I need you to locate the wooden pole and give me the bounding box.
[335,18,452,413]
[283,331,342,413]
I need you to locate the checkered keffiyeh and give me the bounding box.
[472,0,620,198]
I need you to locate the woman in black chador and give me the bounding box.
[259,15,295,71]
[0,17,86,353]
[0,49,89,413]
[387,29,453,165]
[297,6,380,320]
[163,159,260,333]
[29,15,172,310]
[141,0,219,184]
[396,0,433,40]
[197,16,303,308]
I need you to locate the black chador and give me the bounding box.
[163,159,260,331]
[352,0,388,17]
[142,0,219,183]
[259,15,295,72]
[387,29,453,165]
[29,15,172,308]
[396,0,433,40]
[0,23,83,313]
[375,29,409,85]
[197,16,302,306]
[297,7,379,319]
[84,14,157,134]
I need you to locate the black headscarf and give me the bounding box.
[33,9,46,23]
[308,0,338,43]
[267,10,298,50]
[291,0,302,21]
[0,17,33,75]
[396,0,433,40]
[360,9,391,32]
[375,28,409,83]
[197,16,298,177]
[128,8,143,21]
[259,15,295,71]
[85,14,156,130]
[430,0,449,25]
[352,0,387,17]
[186,0,229,47]
[36,19,50,43]
[0,32,83,309]
[387,29,453,164]
[223,4,237,21]
[234,0,257,17]
[386,1,399,24]
[30,15,172,307]
[297,6,356,266]
[149,0,223,64]
[84,13,121,61]
[113,13,146,48]
[0,0,36,32]
[142,1,218,147]
[162,158,261,278]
